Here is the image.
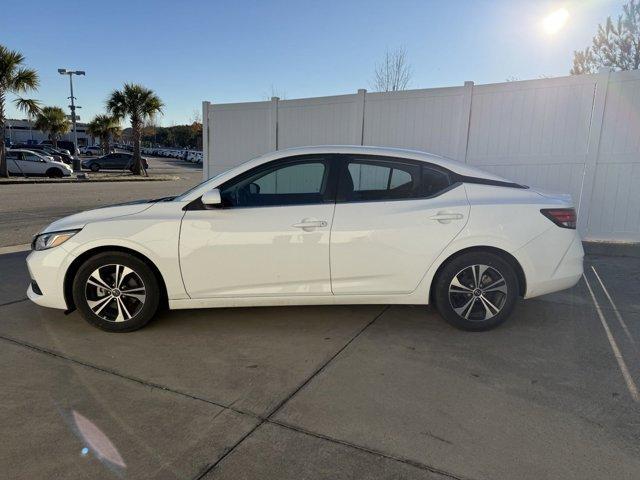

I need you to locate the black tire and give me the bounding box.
[46,168,63,178]
[434,252,518,331]
[72,252,161,332]
[90,163,100,172]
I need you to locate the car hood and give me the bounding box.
[41,200,155,233]
[51,160,72,168]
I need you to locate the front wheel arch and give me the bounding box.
[429,246,526,306]
[64,246,168,312]
[46,167,63,178]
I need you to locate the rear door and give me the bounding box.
[98,154,115,168]
[117,154,133,169]
[330,155,469,295]
[108,154,125,169]
[6,151,21,174]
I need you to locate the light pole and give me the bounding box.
[58,68,85,170]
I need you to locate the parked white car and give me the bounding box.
[7,149,73,178]
[26,146,583,332]
[80,146,103,155]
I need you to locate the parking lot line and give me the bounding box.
[583,273,639,402]
[591,266,637,348]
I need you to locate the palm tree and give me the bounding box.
[87,114,121,154]
[107,83,163,175]
[0,44,40,177]
[34,106,70,148]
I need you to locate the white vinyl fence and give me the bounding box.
[203,69,640,242]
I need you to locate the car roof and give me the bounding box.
[249,145,509,181]
[8,149,48,157]
[9,148,44,154]
[178,145,514,203]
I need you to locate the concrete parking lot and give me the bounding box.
[1,157,639,479]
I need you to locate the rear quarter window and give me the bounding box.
[422,166,451,196]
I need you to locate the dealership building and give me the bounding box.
[3,118,96,146]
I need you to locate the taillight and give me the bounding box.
[541,208,576,229]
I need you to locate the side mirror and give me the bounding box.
[201,188,222,207]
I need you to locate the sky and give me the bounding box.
[1,0,625,126]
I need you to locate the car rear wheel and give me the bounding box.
[90,163,100,172]
[434,252,518,331]
[72,252,160,332]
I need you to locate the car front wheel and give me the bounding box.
[90,163,100,172]
[434,252,518,331]
[72,252,160,332]
[46,168,63,178]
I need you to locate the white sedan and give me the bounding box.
[7,149,73,177]
[26,146,583,332]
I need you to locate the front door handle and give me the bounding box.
[429,212,464,224]
[292,219,328,231]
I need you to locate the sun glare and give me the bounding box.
[542,7,570,35]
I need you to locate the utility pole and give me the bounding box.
[58,68,85,171]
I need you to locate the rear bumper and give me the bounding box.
[517,229,584,299]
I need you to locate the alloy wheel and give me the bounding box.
[85,264,146,322]
[448,264,508,322]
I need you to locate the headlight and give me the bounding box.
[32,230,80,251]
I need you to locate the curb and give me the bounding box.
[0,244,31,255]
[583,241,640,258]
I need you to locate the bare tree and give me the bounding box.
[373,47,412,92]
[190,109,202,124]
[264,85,287,100]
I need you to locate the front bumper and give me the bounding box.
[26,246,75,310]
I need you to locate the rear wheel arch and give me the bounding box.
[429,246,526,304]
[64,246,168,312]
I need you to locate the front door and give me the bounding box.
[330,155,469,295]
[180,155,337,298]
[6,151,21,174]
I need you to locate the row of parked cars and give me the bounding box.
[5,148,74,177]
[4,142,152,177]
[4,142,204,178]
[141,147,203,164]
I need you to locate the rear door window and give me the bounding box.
[339,156,451,202]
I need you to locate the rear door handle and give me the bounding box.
[429,212,464,224]
[292,219,328,231]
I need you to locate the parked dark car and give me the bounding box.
[40,140,78,156]
[15,144,73,164]
[81,153,149,172]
